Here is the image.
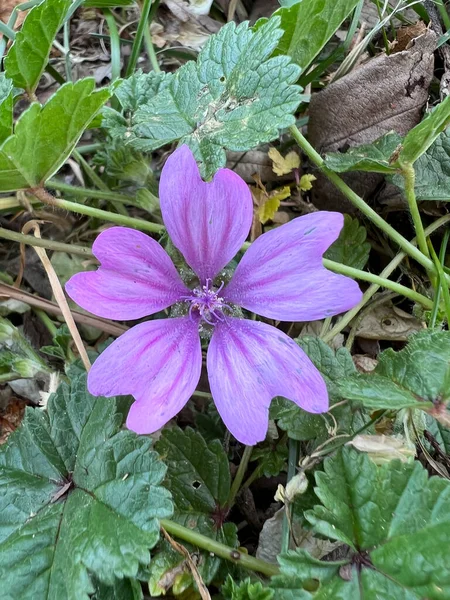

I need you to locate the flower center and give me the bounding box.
[182,279,230,326]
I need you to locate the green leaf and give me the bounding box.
[0,373,173,599]
[91,578,143,600]
[0,79,110,192]
[84,0,134,5]
[271,336,365,442]
[151,427,236,596]
[260,0,361,69]
[324,131,402,175]
[222,575,274,600]
[4,0,70,95]
[0,74,13,144]
[392,127,450,201]
[339,330,450,411]
[324,214,370,270]
[399,96,450,165]
[269,447,450,599]
[127,19,302,178]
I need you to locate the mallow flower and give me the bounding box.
[66,146,362,445]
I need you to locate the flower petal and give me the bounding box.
[159,145,253,282]
[88,318,202,434]
[66,227,189,320]
[207,318,328,445]
[223,212,362,321]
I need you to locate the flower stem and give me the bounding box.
[323,214,450,343]
[31,189,165,236]
[401,162,430,260]
[47,180,135,204]
[227,445,253,508]
[289,125,441,278]
[159,519,279,577]
[281,437,298,554]
[0,227,93,257]
[323,258,433,309]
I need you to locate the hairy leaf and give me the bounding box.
[324,214,370,270]
[324,132,402,174]
[257,0,360,69]
[0,373,173,599]
[400,96,450,165]
[339,330,450,411]
[0,79,110,192]
[151,427,236,596]
[4,0,70,95]
[271,336,365,442]
[126,19,302,178]
[269,447,450,599]
[222,575,274,600]
[392,127,450,201]
[0,74,13,144]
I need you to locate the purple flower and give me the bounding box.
[66,146,362,445]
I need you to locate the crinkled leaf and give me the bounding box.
[0,79,110,192]
[339,330,450,411]
[91,578,143,600]
[324,214,370,270]
[269,447,450,599]
[256,0,361,69]
[271,336,365,442]
[0,74,13,144]
[4,0,70,95]
[392,127,450,201]
[222,575,274,600]
[324,132,402,174]
[399,96,450,165]
[127,19,302,178]
[152,427,236,596]
[114,70,169,113]
[0,373,173,599]
[251,442,287,478]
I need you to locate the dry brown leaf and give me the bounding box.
[308,29,436,212]
[355,304,424,341]
[0,397,26,444]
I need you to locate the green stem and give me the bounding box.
[0,227,93,257]
[281,438,298,554]
[428,237,450,324]
[401,162,430,260]
[125,0,156,77]
[437,0,450,31]
[30,191,165,236]
[323,214,450,343]
[34,308,58,336]
[143,13,161,73]
[289,125,441,278]
[47,180,134,204]
[103,9,122,82]
[227,445,254,508]
[160,519,279,577]
[323,258,433,309]
[430,228,450,328]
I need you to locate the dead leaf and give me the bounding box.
[226,150,276,183]
[394,21,428,53]
[308,29,436,212]
[268,148,300,176]
[0,397,26,444]
[258,186,291,224]
[355,303,425,341]
[299,173,316,191]
[353,354,378,373]
[347,434,416,465]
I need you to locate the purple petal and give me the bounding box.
[207,318,328,445]
[159,145,253,283]
[88,318,202,434]
[223,212,362,321]
[66,227,189,320]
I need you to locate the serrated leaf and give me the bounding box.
[269,447,450,599]
[91,578,143,600]
[392,127,450,201]
[152,427,236,596]
[268,147,300,175]
[127,19,302,178]
[0,74,13,144]
[324,131,402,175]
[258,0,360,69]
[0,373,173,599]
[222,575,274,600]
[399,96,450,165]
[324,214,370,270]
[339,330,450,411]
[271,336,365,442]
[4,0,70,95]
[0,79,110,192]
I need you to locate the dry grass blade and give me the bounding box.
[21,220,91,371]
